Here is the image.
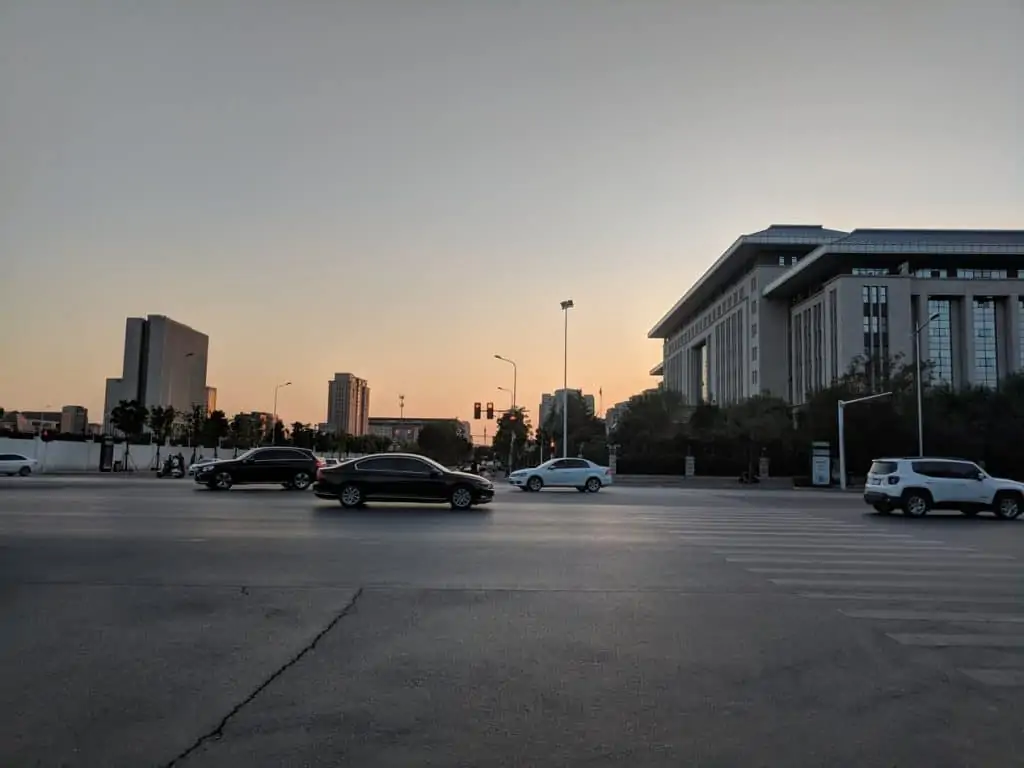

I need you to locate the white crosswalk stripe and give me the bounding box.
[657,506,1024,689]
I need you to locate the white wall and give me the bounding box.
[0,438,224,473]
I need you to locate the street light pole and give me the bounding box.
[913,312,940,457]
[838,391,893,490]
[498,386,513,410]
[494,355,517,410]
[273,381,292,445]
[560,299,574,458]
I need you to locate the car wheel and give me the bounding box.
[291,472,312,491]
[872,503,891,515]
[527,476,543,492]
[212,471,233,490]
[339,483,363,509]
[18,466,31,477]
[901,490,931,517]
[993,492,1023,520]
[585,477,602,493]
[450,485,474,510]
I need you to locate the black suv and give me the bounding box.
[193,447,323,491]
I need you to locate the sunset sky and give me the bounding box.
[2,1,1022,427]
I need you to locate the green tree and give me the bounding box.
[271,419,286,446]
[147,406,177,465]
[542,391,605,459]
[492,407,530,469]
[290,422,315,449]
[228,413,251,454]
[417,420,471,466]
[202,409,230,456]
[109,399,149,469]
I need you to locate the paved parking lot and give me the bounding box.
[1,478,1022,766]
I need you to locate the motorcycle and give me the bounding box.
[157,455,185,479]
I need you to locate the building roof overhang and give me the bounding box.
[647,225,847,339]
[761,229,1024,300]
[649,361,664,376]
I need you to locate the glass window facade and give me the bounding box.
[862,286,889,389]
[926,299,953,385]
[853,267,889,276]
[972,298,998,389]
[793,313,803,402]
[813,303,824,391]
[1020,298,1024,369]
[829,290,838,381]
[958,269,1007,279]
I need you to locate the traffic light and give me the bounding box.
[473,402,481,419]
[41,430,54,443]
[507,411,517,422]
[486,402,494,420]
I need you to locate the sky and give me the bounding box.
[2,0,1022,429]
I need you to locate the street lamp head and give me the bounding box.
[185,352,195,358]
[929,312,940,322]
[560,299,574,310]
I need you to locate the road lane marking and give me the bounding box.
[747,567,1024,577]
[841,609,1024,623]
[959,669,1024,686]
[726,555,1014,563]
[798,592,1024,604]
[769,578,1022,589]
[710,543,964,550]
[887,634,1024,647]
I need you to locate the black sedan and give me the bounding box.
[313,453,494,509]
[193,447,322,490]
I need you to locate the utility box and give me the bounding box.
[99,437,115,472]
[811,441,831,486]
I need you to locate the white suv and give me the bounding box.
[864,457,1023,519]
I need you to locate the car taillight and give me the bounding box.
[316,467,324,481]
[605,468,613,475]
[887,476,900,485]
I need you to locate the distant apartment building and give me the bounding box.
[538,389,596,427]
[60,405,89,434]
[204,387,217,414]
[103,315,209,431]
[327,373,370,436]
[649,225,1024,406]
[368,416,470,444]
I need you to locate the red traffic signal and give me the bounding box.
[486,402,494,420]
[41,430,54,443]
[473,402,482,420]
[508,412,517,421]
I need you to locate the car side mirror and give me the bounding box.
[244,457,255,463]
[430,470,442,478]
[975,472,985,481]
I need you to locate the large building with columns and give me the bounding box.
[649,225,1024,406]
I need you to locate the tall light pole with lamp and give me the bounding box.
[272,381,292,445]
[838,391,893,490]
[560,299,574,457]
[497,386,514,410]
[913,312,941,457]
[493,355,517,410]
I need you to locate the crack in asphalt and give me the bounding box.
[162,586,364,767]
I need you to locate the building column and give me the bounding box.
[1008,295,1022,374]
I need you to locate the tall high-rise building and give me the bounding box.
[327,373,370,436]
[103,315,209,430]
[538,389,596,427]
[204,387,218,414]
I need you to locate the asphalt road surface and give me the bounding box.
[2,476,1023,767]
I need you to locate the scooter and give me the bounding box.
[157,455,184,479]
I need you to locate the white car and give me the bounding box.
[509,458,613,493]
[0,453,40,476]
[864,457,1023,519]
